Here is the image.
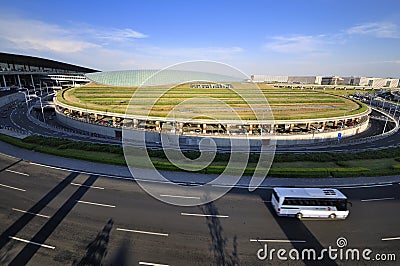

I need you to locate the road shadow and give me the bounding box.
[0,172,79,251]
[74,218,114,266]
[0,241,17,265]
[199,201,238,266]
[259,193,337,266]
[8,174,99,265]
[107,238,132,266]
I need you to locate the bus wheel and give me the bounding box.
[296,213,303,219]
[329,213,336,219]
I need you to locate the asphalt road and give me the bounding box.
[0,154,399,265]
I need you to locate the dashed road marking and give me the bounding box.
[5,169,29,176]
[116,228,168,237]
[0,183,26,192]
[181,212,229,218]
[70,182,104,190]
[250,239,306,243]
[76,200,115,208]
[11,208,50,219]
[9,236,55,249]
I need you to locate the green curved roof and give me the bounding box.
[85,70,243,86]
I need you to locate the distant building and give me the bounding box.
[0,52,98,89]
[321,76,344,85]
[250,75,288,83]
[342,76,399,88]
[288,76,322,84]
[250,75,323,85]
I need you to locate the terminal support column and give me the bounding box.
[17,75,22,88]
[179,122,184,134]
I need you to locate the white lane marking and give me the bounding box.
[29,162,134,181]
[211,184,272,190]
[338,184,393,189]
[0,183,26,192]
[263,200,271,203]
[160,194,200,200]
[116,228,168,237]
[11,208,50,219]
[5,169,29,176]
[181,212,229,218]
[70,182,104,190]
[361,197,395,202]
[382,236,400,241]
[9,236,55,249]
[250,239,306,243]
[0,152,19,160]
[139,262,169,266]
[211,184,235,188]
[76,200,115,208]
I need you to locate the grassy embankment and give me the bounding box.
[1,134,400,178]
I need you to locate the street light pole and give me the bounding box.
[382,95,388,109]
[393,98,400,118]
[382,117,388,135]
[18,91,28,107]
[31,94,45,123]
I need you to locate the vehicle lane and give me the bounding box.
[0,155,399,265]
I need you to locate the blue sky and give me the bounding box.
[1,0,400,77]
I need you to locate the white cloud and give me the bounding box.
[0,16,100,53]
[346,22,399,38]
[0,15,147,54]
[264,35,328,54]
[0,14,243,70]
[94,28,148,41]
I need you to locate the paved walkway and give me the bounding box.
[1,140,399,188]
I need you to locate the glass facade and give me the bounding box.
[85,70,243,87]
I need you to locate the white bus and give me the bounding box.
[271,187,349,219]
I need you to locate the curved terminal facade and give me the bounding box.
[54,70,371,146]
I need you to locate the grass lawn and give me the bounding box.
[2,134,400,178]
[58,83,367,120]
